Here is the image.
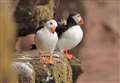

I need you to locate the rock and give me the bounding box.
[12,61,35,83]
[15,50,73,83]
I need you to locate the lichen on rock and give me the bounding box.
[15,50,73,83]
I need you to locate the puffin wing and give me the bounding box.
[57,25,83,50]
[56,23,69,38]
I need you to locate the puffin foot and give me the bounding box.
[39,53,55,65]
[39,56,54,65]
[66,53,73,60]
[64,50,73,60]
[39,56,46,64]
[48,55,54,65]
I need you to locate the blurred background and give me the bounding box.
[0,0,119,83]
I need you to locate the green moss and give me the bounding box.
[15,51,72,83]
[52,52,72,83]
[35,0,55,23]
[70,58,84,83]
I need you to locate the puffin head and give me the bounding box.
[45,19,58,33]
[67,12,84,25]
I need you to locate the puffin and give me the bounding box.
[56,12,84,60]
[35,19,58,64]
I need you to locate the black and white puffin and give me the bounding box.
[35,19,58,64]
[56,12,84,60]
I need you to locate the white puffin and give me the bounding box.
[56,12,84,60]
[35,19,58,64]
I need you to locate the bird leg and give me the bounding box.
[48,54,54,65]
[39,55,46,64]
[39,51,46,64]
[64,49,73,60]
[39,51,54,64]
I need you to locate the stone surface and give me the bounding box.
[15,50,72,83]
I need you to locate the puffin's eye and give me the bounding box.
[50,22,53,25]
[77,15,80,17]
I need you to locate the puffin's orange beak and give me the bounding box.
[51,26,56,33]
[80,18,84,24]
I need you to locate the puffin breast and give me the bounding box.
[35,28,58,53]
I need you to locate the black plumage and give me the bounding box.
[35,25,44,33]
[56,13,78,38]
[56,23,68,38]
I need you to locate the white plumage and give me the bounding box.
[35,19,58,64]
[35,28,58,54]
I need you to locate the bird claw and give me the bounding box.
[39,53,61,65]
[40,55,54,65]
[39,56,46,64]
[66,53,73,60]
[64,50,73,60]
[47,56,54,65]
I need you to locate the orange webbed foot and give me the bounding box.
[48,55,54,65]
[64,49,73,60]
[39,56,46,64]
